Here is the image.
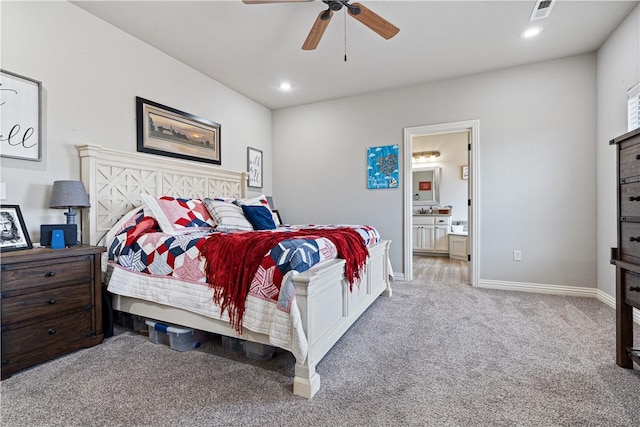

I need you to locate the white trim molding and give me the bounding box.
[403,119,480,286]
[478,279,640,324]
[596,289,640,325]
[477,279,598,297]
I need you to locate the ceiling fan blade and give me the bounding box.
[242,0,312,4]
[348,2,399,40]
[302,9,333,51]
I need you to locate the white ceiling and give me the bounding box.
[72,0,638,110]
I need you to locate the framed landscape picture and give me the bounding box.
[136,97,221,165]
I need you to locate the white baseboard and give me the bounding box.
[477,279,598,297]
[477,279,640,324]
[394,272,405,281]
[596,288,640,325]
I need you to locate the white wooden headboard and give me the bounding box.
[77,144,247,245]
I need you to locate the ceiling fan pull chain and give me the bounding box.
[344,8,348,62]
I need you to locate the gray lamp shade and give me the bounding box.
[50,181,90,209]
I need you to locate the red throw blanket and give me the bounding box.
[201,228,369,332]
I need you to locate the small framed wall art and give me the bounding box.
[247,147,263,188]
[0,205,33,252]
[136,97,221,165]
[0,70,42,161]
[367,144,399,189]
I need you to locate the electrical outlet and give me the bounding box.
[513,250,522,261]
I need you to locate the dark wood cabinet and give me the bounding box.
[610,127,640,369]
[1,245,106,379]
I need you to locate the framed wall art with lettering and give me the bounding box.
[0,70,42,161]
[247,147,263,188]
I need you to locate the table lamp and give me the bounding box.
[49,180,90,224]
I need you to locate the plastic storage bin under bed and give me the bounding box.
[145,320,208,351]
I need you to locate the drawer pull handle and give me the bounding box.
[630,286,640,292]
[630,237,640,242]
[45,271,56,277]
[47,328,56,335]
[636,154,640,160]
[630,196,640,202]
[48,299,56,305]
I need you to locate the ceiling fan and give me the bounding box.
[242,0,400,51]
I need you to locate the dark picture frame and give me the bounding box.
[247,146,263,188]
[136,97,221,165]
[0,205,33,252]
[0,70,42,161]
[271,209,283,226]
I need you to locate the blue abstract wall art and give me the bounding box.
[367,145,399,189]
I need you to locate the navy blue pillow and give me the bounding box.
[241,205,277,230]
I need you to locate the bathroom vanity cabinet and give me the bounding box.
[413,215,451,254]
[449,233,468,260]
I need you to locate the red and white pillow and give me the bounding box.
[237,194,271,209]
[141,194,215,235]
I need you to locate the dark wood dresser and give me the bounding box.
[1,245,106,379]
[610,127,640,369]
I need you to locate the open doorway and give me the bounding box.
[403,120,479,286]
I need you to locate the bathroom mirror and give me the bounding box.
[412,166,440,206]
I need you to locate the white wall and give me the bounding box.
[0,1,272,242]
[273,53,598,286]
[596,5,640,298]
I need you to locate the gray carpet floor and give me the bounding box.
[1,280,639,426]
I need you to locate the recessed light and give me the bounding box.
[278,82,293,91]
[521,26,543,39]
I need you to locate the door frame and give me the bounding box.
[403,120,480,286]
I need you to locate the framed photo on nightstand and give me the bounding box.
[0,205,32,252]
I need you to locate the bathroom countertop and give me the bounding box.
[413,213,451,216]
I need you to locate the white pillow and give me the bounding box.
[238,194,271,209]
[203,198,253,232]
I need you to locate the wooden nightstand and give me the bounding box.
[1,245,106,379]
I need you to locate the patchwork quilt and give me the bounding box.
[106,208,381,361]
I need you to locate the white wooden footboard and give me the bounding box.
[110,240,392,399]
[292,240,392,398]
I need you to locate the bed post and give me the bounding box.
[291,240,392,398]
[293,363,321,399]
[78,144,100,245]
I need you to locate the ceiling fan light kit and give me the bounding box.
[243,0,399,51]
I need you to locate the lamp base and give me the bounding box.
[64,208,78,224]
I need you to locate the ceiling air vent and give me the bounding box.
[529,0,555,21]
